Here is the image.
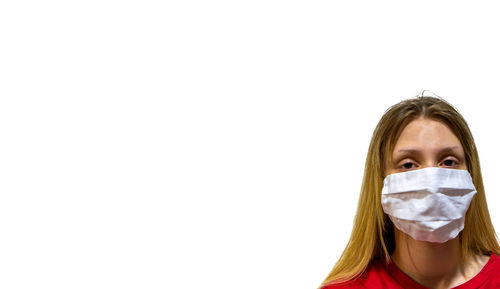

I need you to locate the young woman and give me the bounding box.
[320,95,500,289]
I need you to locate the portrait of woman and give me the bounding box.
[320,95,500,289]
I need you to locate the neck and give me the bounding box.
[391,228,464,289]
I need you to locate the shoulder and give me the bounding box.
[482,252,500,273]
[463,252,500,287]
[484,253,500,279]
[489,252,500,263]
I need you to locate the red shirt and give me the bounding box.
[322,253,500,289]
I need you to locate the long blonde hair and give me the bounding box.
[321,94,500,286]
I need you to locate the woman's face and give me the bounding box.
[386,117,467,176]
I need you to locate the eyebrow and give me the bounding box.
[396,146,460,155]
[396,146,460,158]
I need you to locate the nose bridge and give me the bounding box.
[422,162,438,168]
[421,150,440,168]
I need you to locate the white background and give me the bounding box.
[1,1,500,288]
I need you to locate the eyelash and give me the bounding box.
[399,158,459,170]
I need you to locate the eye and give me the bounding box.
[400,161,417,170]
[442,158,459,167]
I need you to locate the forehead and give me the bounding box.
[393,118,464,152]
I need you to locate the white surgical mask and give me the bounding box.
[381,167,477,243]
